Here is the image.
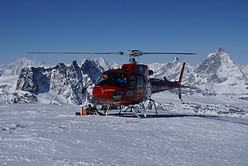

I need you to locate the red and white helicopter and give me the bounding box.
[28,49,194,117]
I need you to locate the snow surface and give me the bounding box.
[1,93,248,166]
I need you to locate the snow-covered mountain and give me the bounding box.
[0,58,45,75]
[193,47,248,95]
[148,57,194,83]
[0,48,248,105]
[149,47,248,97]
[0,57,111,104]
[15,61,81,104]
[14,58,110,104]
[79,58,110,84]
[0,75,37,104]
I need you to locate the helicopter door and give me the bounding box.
[126,75,136,97]
[137,76,144,88]
[136,75,146,98]
[126,75,145,98]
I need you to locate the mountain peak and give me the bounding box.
[207,47,230,61]
[216,47,226,55]
[0,58,45,75]
[173,57,180,63]
[196,47,247,89]
[201,47,234,72]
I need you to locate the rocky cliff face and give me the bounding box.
[15,58,110,104]
[16,67,49,94]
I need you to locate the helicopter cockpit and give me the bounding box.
[97,72,128,88]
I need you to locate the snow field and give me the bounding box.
[0,104,248,166]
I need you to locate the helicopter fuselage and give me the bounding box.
[92,62,188,106]
[93,63,151,106]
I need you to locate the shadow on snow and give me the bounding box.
[108,112,248,126]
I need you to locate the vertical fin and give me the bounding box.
[178,61,186,83]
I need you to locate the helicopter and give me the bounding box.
[27,49,195,117]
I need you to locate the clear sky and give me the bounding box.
[1,0,248,65]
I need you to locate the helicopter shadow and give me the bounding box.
[148,113,248,126]
[109,112,248,126]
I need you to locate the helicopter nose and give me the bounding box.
[93,86,125,103]
[93,86,115,102]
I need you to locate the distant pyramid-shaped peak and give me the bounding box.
[197,47,235,74]
[216,47,226,54]
[207,47,229,60]
[173,57,180,63]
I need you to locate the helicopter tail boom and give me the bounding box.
[150,61,190,100]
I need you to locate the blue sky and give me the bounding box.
[1,0,248,65]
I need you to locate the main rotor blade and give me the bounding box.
[141,52,196,55]
[27,51,124,55]
[27,51,195,56]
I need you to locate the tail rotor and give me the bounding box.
[178,62,186,101]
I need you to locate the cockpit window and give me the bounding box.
[128,75,136,89]
[97,72,128,88]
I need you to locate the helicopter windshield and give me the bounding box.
[97,72,128,88]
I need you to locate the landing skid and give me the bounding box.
[119,103,146,118]
[99,98,158,118]
[145,98,158,116]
